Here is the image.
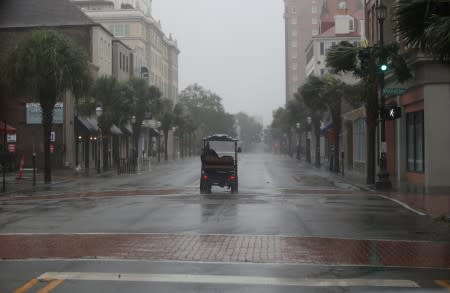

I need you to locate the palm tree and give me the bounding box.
[6,30,91,183]
[392,0,450,63]
[156,99,175,161]
[83,76,134,170]
[128,78,161,166]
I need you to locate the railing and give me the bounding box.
[118,158,152,174]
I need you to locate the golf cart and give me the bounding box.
[200,134,239,194]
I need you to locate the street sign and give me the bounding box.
[8,144,16,153]
[7,134,16,143]
[383,88,407,96]
[380,106,401,120]
[50,131,55,142]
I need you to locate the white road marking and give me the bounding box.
[3,258,449,270]
[377,194,426,216]
[38,272,419,288]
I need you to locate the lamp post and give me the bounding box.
[306,117,312,163]
[296,122,301,160]
[95,106,103,174]
[375,0,392,190]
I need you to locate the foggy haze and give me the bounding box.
[152,0,285,126]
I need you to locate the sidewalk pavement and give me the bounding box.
[296,158,450,218]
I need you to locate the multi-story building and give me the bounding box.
[73,0,180,102]
[0,0,117,170]
[284,0,363,103]
[283,0,323,102]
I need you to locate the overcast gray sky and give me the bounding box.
[152,0,285,126]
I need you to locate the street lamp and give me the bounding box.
[306,117,312,164]
[296,122,301,160]
[375,0,392,190]
[95,106,103,174]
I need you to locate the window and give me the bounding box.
[407,111,424,172]
[292,41,297,48]
[119,52,122,69]
[291,7,296,13]
[312,28,319,36]
[125,55,128,72]
[355,119,366,162]
[312,5,317,13]
[349,18,355,32]
[108,24,130,37]
[320,68,325,76]
[291,50,297,59]
[292,30,297,37]
[320,42,324,55]
[312,18,318,25]
[291,18,297,25]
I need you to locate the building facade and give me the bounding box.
[284,0,322,102]
[365,0,450,191]
[73,0,180,102]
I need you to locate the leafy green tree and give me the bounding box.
[326,41,411,183]
[179,84,236,140]
[235,112,263,146]
[392,0,450,63]
[6,30,91,183]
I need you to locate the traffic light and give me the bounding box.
[358,48,370,76]
[380,105,401,120]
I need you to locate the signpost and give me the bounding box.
[380,105,402,120]
[383,88,407,97]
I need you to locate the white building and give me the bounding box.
[73,0,179,102]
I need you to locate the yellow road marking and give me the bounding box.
[436,280,450,291]
[36,279,64,293]
[12,278,39,293]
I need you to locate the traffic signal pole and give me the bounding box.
[375,2,392,190]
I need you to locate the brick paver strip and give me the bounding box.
[0,234,449,268]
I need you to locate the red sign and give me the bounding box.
[8,144,16,153]
[50,144,55,154]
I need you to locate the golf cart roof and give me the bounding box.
[203,134,238,142]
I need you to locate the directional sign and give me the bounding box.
[383,88,407,96]
[380,106,401,120]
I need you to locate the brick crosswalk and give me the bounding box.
[1,234,449,268]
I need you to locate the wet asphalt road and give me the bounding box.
[0,152,449,292]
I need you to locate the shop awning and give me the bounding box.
[76,116,98,135]
[110,124,123,135]
[320,123,333,136]
[0,121,16,135]
[149,127,160,136]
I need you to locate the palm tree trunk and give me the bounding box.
[42,108,53,184]
[164,129,169,161]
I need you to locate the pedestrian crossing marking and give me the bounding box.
[38,272,419,288]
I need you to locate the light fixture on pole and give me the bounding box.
[296,122,301,160]
[375,0,392,190]
[95,106,103,174]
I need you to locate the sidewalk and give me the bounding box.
[296,159,450,218]
[0,167,119,196]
